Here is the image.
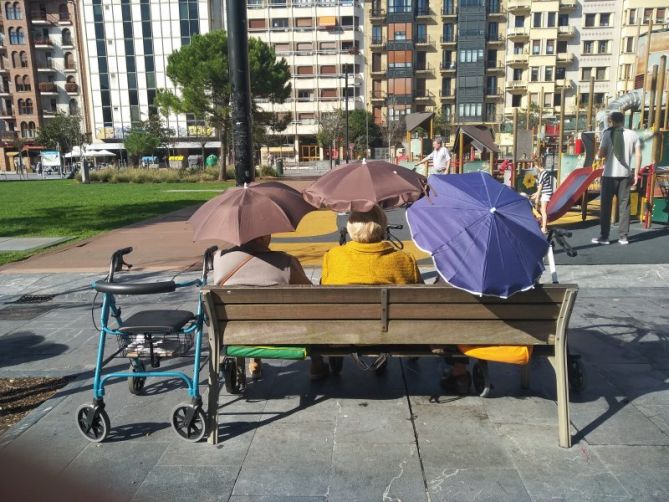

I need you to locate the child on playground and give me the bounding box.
[531,156,552,233]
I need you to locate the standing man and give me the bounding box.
[416,137,451,175]
[592,111,641,246]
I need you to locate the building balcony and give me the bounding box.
[487,35,505,47]
[0,86,10,96]
[371,91,385,103]
[30,15,50,25]
[415,7,432,19]
[439,90,455,102]
[369,8,385,23]
[556,53,575,65]
[42,107,57,117]
[485,87,504,99]
[486,61,505,73]
[388,94,413,105]
[559,0,577,11]
[0,131,17,143]
[487,9,505,20]
[414,35,433,48]
[555,79,574,90]
[506,80,527,92]
[386,39,413,51]
[387,66,413,78]
[38,82,58,94]
[507,0,531,13]
[57,14,72,25]
[441,6,457,18]
[34,38,53,48]
[439,62,456,74]
[64,63,77,73]
[0,108,14,118]
[414,65,434,77]
[507,53,529,66]
[507,27,529,40]
[65,82,78,94]
[370,67,386,77]
[440,35,456,47]
[557,25,576,38]
[414,90,434,101]
[36,61,56,72]
[370,37,385,51]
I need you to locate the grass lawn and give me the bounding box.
[0,179,232,266]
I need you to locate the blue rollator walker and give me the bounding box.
[76,245,218,443]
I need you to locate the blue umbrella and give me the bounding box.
[407,172,548,298]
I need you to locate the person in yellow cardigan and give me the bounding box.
[311,205,422,380]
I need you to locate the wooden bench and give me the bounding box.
[202,284,578,447]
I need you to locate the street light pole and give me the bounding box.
[345,67,349,163]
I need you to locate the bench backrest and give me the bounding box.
[202,284,578,346]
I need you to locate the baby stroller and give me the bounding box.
[76,245,217,443]
[469,227,585,397]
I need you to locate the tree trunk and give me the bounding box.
[81,162,90,184]
[218,125,227,181]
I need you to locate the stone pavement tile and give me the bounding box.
[592,445,669,501]
[497,423,631,500]
[426,468,531,502]
[132,465,238,502]
[484,395,559,428]
[635,405,669,436]
[568,328,649,365]
[63,441,169,500]
[335,414,416,444]
[597,363,669,407]
[328,442,427,502]
[231,421,333,497]
[158,427,255,467]
[229,497,325,502]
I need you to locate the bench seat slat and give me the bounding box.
[203,285,574,305]
[215,303,561,321]
[220,320,555,345]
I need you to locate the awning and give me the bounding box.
[404,112,434,133]
[318,16,337,27]
[173,141,222,149]
[87,142,126,150]
[453,126,500,154]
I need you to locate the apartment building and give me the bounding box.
[79,0,223,150]
[246,0,365,162]
[365,0,506,134]
[0,1,85,171]
[618,2,667,95]
[503,0,580,123]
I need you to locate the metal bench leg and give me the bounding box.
[552,289,576,448]
[520,364,530,390]
[204,293,221,445]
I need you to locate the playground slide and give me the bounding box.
[547,167,603,222]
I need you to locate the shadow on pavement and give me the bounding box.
[0,332,68,368]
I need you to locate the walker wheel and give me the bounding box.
[171,404,206,442]
[128,363,146,395]
[76,403,110,443]
[568,355,585,392]
[472,361,492,398]
[222,357,244,394]
[328,356,344,375]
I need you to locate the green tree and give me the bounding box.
[35,112,87,181]
[124,127,161,167]
[347,109,381,159]
[432,108,453,138]
[157,30,291,180]
[317,109,345,169]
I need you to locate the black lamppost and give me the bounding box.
[344,48,359,163]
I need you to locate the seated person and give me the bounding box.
[314,205,423,379]
[213,234,312,377]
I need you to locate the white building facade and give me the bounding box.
[245,0,366,162]
[79,0,223,148]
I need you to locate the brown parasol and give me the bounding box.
[302,160,427,212]
[188,181,315,245]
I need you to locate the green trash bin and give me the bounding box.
[275,158,284,176]
[205,154,218,168]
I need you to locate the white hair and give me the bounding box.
[346,206,388,243]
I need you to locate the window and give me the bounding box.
[657,8,666,24]
[372,25,382,43]
[556,67,566,79]
[583,41,594,54]
[514,15,524,28]
[545,66,554,81]
[295,18,312,28]
[416,51,427,69]
[532,40,540,55]
[372,53,382,71]
[59,3,69,21]
[585,14,595,27]
[14,75,23,91]
[547,12,556,28]
[558,14,569,27]
[530,67,539,82]
[389,23,412,41]
[546,40,555,55]
[388,77,412,96]
[388,50,412,68]
[320,65,336,75]
[296,66,313,75]
[533,12,541,28]
[582,67,592,80]
[62,29,72,46]
[416,24,427,43]
[594,92,605,105]
[557,41,567,53]
[513,68,523,80]
[443,24,454,42]
[249,19,267,30]
[600,13,610,27]
[643,8,652,24]
[19,51,27,68]
[22,75,30,91]
[488,22,499,40]
[628,9,636,25]
[554,93,562,107]
[514,43,524,55]
[512,94,522,107]
[69,99,78,115]
[271,18,289,29]
[64,52,74,69]
[596,67,606,80]
[598,41,609,54]
[624,37,634,53]
[11,52,19,68]
[544,92,552,107]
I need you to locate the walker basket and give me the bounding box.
[116,332,194,359]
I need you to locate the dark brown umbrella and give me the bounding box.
[188,182,315,245]
[302,160,427,212]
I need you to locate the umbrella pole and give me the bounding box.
[458,129,464,174]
